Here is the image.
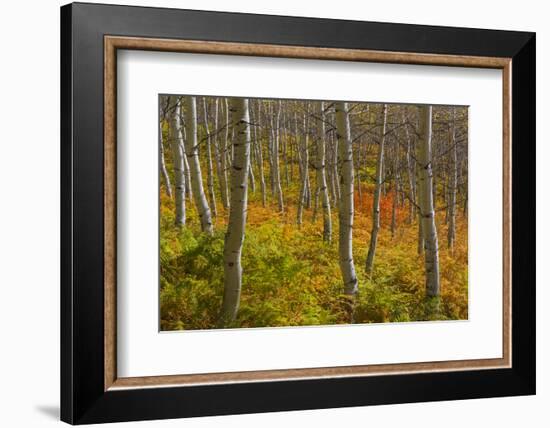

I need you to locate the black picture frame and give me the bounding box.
[61,2,535,424]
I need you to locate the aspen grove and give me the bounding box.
[159,95,468,330]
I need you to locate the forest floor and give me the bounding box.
[160,180,468,331]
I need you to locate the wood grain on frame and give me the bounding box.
[502,62,512,367]
[104,35,512,391]
[104,37,117,390]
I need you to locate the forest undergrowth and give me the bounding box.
[160,179,468,330]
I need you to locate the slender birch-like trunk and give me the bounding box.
[273,100,284,212]
[293,110,300,186]
[327,131,338,206]
[268,104,276,195]
[248,164,256,193]
[297,109,309,226]
[381,159,387,196]
[315,101,332,241]
[365,104,388,274]
[159,111,173,198]
[404,113,416,224]
[255,102,267,206]
[202,98,218,217]
[183,96,213,234]
[169,97,185,225]
[217,99,230,210]
[332,131,341,202]
[356,169,363,203]
[282,111,290,187]
[447,108,458,251]
[417,105,440,297]
[391,137,399,238]
[335,102,358,296]
[327,137,337,207]
[296,114,304,182]
[415,116,425,255]
[219,97,251,326]
[305,168,311,209]
[178,109,193,200]
[247,102,255,193]
[183,153,193,201]
[213,99,227,212]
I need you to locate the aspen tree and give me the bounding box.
[159,102,172,198]
[415,115,425,255]
[282,110,290,187]
[335,102,358,295]
[268,103,276,195]
[447,107,457,251]
[273,100,284,212]
[202,98,217,217]
[366,104,388,274]
[327,130,338,207]
[417,105,440,297]
[249,109,256,192]
[332,130,341,203]
[184,96,213,234]
[178,107,193,200]
[169,97,185,225]
[391,135,399,238]
[248,164,256,193]
[404,112,416,224]
[315,101,332,242]
[218,99,230,210]
[219,97,251,326]
[254,101,267,206]
[297,107,309,226]
[213,99,227,211]
[293,109,300,188]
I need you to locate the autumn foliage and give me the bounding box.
[160,168,468,331]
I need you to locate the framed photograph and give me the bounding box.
[60,2,535,424]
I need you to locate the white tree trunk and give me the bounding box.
[415,114,425,255]
[213,98,226,211]
[219,97,251,326]
[183,96,213,234]
[282,111,290,187]
[218,98,230,209]
[248,163,256,193]
[268,104,276,195]
[316,101,332,242]
[202,98,218,217]
[365,104,388,273]
[404,113,416,224]
[332,131,341,203]
[327,130,337,206]
[168,98,185,226]
[417,105,440,297]
[297,109,309,226]
[159,115,173,198]
[273,101,284,211]
[178,109,193,200]
[335,102,358,295]
[305,168,311,209]
[254,101,267,206]
[447,107,457,251]
[391,137,399,238]
[293,110,299,186]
